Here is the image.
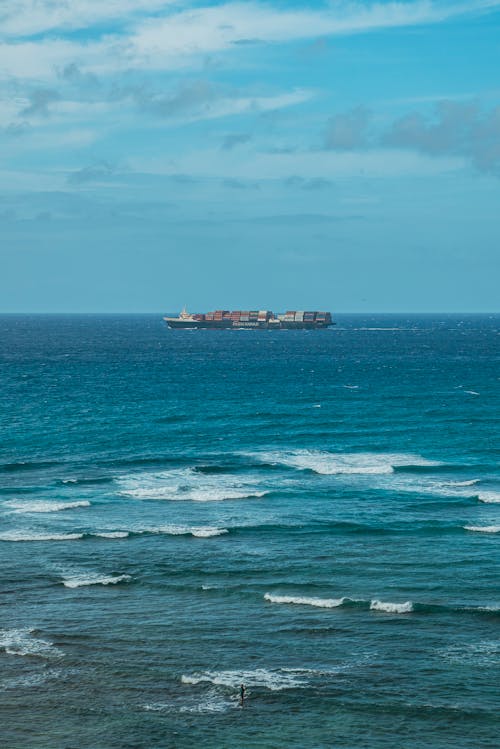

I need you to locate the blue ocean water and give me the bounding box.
[0,314,499,749]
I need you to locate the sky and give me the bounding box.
[1,0,500,312]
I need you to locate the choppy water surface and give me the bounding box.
[0,314,499,748]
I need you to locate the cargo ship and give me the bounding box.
[164,308,334,329]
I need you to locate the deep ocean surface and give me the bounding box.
[0,314,499,748]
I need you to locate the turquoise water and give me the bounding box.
[0,314,499,748]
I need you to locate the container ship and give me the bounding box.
[164,308,334,329]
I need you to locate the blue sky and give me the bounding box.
[1,0,499,312]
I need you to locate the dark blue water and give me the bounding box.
[1,314,499,748]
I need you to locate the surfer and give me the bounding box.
[239,684,246,706]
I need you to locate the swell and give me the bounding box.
[264,593,500,618]
[0,527,229,542]
[0,460,61,473]
[56,476,112,486]
[1,520,491,543]
[206,520,494,538]
[393,463,483,475]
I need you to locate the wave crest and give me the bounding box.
[464,525,500,534]
[117,467,267,502]
[181,668,306,691]
[62,574,131,588]
[478,491,500,504]
[370,599,413,613]
[5,500,90,514]
[264,593,346,608]
[0,531,83,542]
[251,450,440,476]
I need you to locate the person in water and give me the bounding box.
[239,684,246,705]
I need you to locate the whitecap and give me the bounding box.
[181,668,306,691]
[253,450,439,475]
[0,629,63,658]
[0,531,83,542]
[264,593,346,608]
[93,531,130,539]
[5,500,90,514]
[117,468,266,502]
[445,479,480,487]
[478,491,500,503]
[62,574,131,588]
[190,528,228,538]
[145,525,228,538]
[464,525,500,533]
[370,600,413,614]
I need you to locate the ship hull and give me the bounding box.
[165,319,233,329]
[164,318,333,330]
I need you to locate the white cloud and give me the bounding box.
[2,1,500,80]
[0,0,176,37]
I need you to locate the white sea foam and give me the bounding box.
[464,525,500,533]
[93,531,130,539]
[191,528,228,538]
[477,605,500,612]
[478,491,500,503]
[252,450,440,475]
[0,629,63,658]
[144,689,233,714]
[181,668,306,691]
[370,600,413,614]
[0,531,83,542]
[1,669,61,690]
[439,640,500,666]
[445,479,480,487]
[145,525,228,538]
[264,593,346,608]
[117,468,266,502]
[179,693,234,713]
[5,500,90,513]
[62,574,131,588]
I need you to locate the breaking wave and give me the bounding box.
[370,599,414,614]
[264,593,346,608]
[182,668,306,691]
[0,629,63,658]
[93,531,130,539]
[446,479,481,487]
[62,574,132,588]
[116,467,267,502]
[265,593,412,613]
[464,525,500,534]
[142,525,228,538]
[478,491,500,503]
[250,450,441,475]
[0,531,83,542]
[4,500,90,514]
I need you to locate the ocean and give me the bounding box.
[0,314,498,749]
